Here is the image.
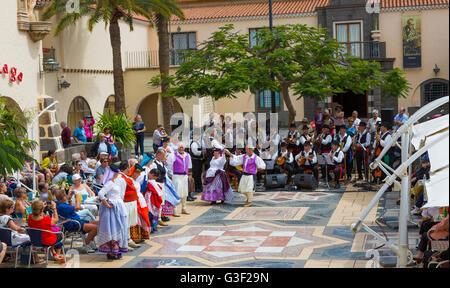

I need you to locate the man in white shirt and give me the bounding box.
[189,129,204,193]
[80,151,95,175]
[335,126,353,181]
[273,142,294,182]
[152,124,167,153]
[294,141,318,181]
[329,141,345,189]
[352,111,361,127]
[167,142,192,215]
[368,110,382,135]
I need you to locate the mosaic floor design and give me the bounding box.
[252,191,333,203]
[223,207,308,221]
[142,221,348,266]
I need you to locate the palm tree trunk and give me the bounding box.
[109,9,126,114]
[156,14,175,134]
[282,84,296,124]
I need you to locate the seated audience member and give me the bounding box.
[28,200,65,264]
[55,190,98,252]
[21,161,45,185]
[80,151,95,175]
[95,153,110,170]
[41,150,59,180]
[14,187,32,223]
[69,174,97,216]
[73,160,87,180]
[0,199,31,245]
[95,157,110,185]
[52,164,74,186]
[0,183,12,202]
[91,133,112,158]
[414,215,449,264]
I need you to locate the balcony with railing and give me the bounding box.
[125,49,196,69]
[338,41,386,60]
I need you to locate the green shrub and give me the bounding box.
[94,112,136,148]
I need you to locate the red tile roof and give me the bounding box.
[36,0,450,23]
[171,0,449,22]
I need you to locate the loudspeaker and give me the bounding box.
[294,174,317,190]
[264,174,287,189]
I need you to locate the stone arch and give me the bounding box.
[173,98,184,114]
[0,96,24,116]
[420,78,449,106]
[137,93,159,133]
[103,95,115,116]
[67,96,93,132]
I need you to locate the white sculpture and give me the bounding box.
[27,0,37,22]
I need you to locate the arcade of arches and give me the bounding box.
[137,93,183,134]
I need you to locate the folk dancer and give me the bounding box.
[201,148,234,204]
[329,141,345,189]
[150,148,180,223]
[167,142,192,215]
[294,141,318,181]
[318,124,333,179]
[127,164,151,241]
[97,164,128,260]
[273,142,295,183]
[354,122,371,181]
[335,125,353,182]
[116,161,140,249]
[141,169,163,232]
[227,145,266,207]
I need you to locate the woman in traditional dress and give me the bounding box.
[97,164,128,260]
[141,169,163,232]
[201,148,234,204]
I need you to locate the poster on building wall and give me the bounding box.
[402,15,421,68]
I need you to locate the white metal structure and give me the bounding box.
[30,101,59,195]
[351,96,449,268]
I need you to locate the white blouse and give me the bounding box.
[98,178,125,202]
[206,154,227,178]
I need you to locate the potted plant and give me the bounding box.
[94,112,136,160]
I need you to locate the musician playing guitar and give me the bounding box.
[299,125,312,152]
[318,124,333,179]
[273,142,294,182]
[329,140,345,189]
[335,125,353,182]
[373,122,393,181]
[294,141,318,181]
[371,121,383,183]
[285,123,300,156]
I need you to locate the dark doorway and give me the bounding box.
[332,90,368,118]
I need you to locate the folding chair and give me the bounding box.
[26,227,65,268]
[57,216,86,249]
[0,227,31,268]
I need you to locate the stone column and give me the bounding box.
[38,96,65,163]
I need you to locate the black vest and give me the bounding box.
[189,140,203,160]
[321,133,331,152]
[356,131,368,145]
[155,160,166,183]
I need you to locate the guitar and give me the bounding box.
[297,155,306,166]
[276,155,286,166]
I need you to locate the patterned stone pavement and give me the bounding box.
[3,180,414,268]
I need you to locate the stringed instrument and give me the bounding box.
[297,155,306,166]
[373,132,382,179]
[276,155,286,166]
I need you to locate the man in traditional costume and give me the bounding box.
[167,142,192,215]
[227,145,266,207]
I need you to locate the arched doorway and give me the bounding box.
[137,93,159,133]
[103,95,115,116]
[0,96,23,115]
[173,98,183,114]
[67,96,92,133]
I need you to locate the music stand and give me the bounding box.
[317,154,332,190]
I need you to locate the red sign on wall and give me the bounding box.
[0,64,23,83]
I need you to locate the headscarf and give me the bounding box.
[127,163,143,177]
[159,137,170,147]
[102,164,120,185]
[140,153,154,167]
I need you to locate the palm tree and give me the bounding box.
[156,13,175,133]
[42,0,184,115]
